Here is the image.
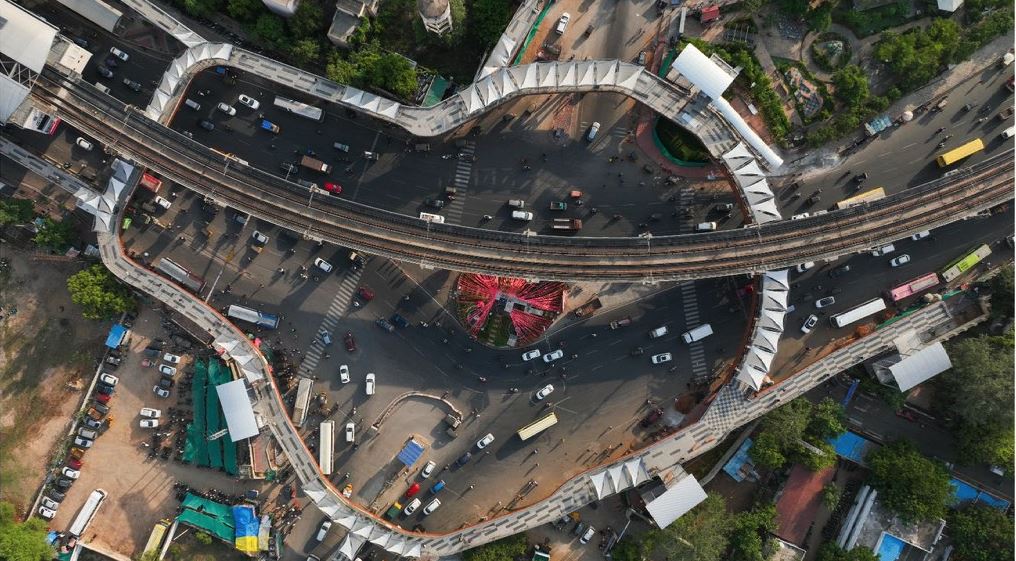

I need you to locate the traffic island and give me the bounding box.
[453,273,566,348]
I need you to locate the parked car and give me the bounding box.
[83,417,102,430]
[423,498,441,515]
[158,365,177,376]
[890,254,911,267]
[46,490,66,503]
[555,12,571,34]
[198,119,215,131]
[365,373,375,396]
[97,65,114,79]
[580,526,596,544]
[315,520,332,541]
[801,314,819,333]
[339,364,350,383]
[62,467,81,479]
[476,433,495,449]
[911,230,931,240]
[251,231,269,245]
[154,386,170,398]
[542,349,564,363]
[38,506,56,519]
[41,497,60,511]
[403,498,422,516]
[140,419,160,428]
[122,78,142,92]
[640,408,664,428]
[795,261,815,273]
[109,46,129,61]
[140,407,161,418]
[73,436,93,448]
[238,94,260,109]
[455,452,472,466]
[163,353,181,364]
[95,383,115,396]
[828,264,851,278]
[535,384,554,400]
[421,461,437,478]
[99,373,118,386]
[75,137,94,151]
[522,349,541,361]
[216,102,237,115]
[815,296,836,308]
[94,392,111,404]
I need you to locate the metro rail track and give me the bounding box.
[33,69,1015,281]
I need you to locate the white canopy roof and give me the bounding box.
[672,43,735,100]
[54,0,122,33]
[936,0,963,10]
[889,342,952,392]
[736,269,790,391]
[588,458,650,500]
[644,475,708,529]
[0,0,57,72]
[215,379,259,441]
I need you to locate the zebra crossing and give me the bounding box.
[443,141,476,224]
[676,185,709,382]
[297,267,366,377]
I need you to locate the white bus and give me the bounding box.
[517,412,558,441]
[273,96,324,122]
[830,298,887,329]
[226,304,280,329]
[319,420,334,475]
[292,377,314,427]
[419,212,445,224]
[69,489,108,537]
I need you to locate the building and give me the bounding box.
[699,5,720,24]
[328,0,380,48]
[868,334,952,392]
[262,0,299,17]
[836,485,946,561]
[418,0,452,35]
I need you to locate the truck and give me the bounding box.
[139,172,163,194]
[997,106,1014,121]
[1000,52,1014,67]
[551,218,583,231]
[260,119,280,134]
[300,155,332,174]
[573,297,602,317]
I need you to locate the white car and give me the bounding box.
[911,230,931,240]
[140,419,160,428]
[345,422,355,442]
[109,46,130,61]
[555,12,570,34]
[38,506,56,519]
[795,261,815,273]
[154,386,170,398]
[816,296,836,308]
[140,407,161,418]
[403,498,422,516]
[252,231,269,244]
[801,314,819,334]
[791,212,811,220]
[158,365,177,376]
[890,254,911,267]
[542,349,564,363]
[41,497,59,511]
[75,137,94,151]
[99,373,118,386]
[73,436,93,448]
[315,520,332,541]
[238,94,260,110]
[365,373,375,396]
[580,526,596,544]
[423,498,441,515]
[650,353,673,364]
[339,364,350,383]
[871,244,895,256]
[154,196,172,209]
[421,460,437,478]
[163,353,181,364]
[476,433,495,449]
[314,257,333,273]
[522,349,541,361]
[62,467,81,479]
[535,384,554,400]
[216,102,237,115]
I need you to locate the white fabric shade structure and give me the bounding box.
[725,143,783,224]
[888,342,951,392]
[146,43,233,120]
[119,0,205,47]
[0,0,57,121]
[672,44,735,101]
[936,0,963,11]
[737,270,790,390]
[79,159,132,232]
[587,458,651,500]
[214,379,259,441]
[644,475,708,529]
[213,336,265,383]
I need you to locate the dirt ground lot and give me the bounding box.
[47,307,258,557]
[0,249,106,511]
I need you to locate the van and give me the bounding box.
[508,199,526,209]
[184,98,201,110]
[649,326,668,339]
[696,222,718,231]
[1002,126,1015,140]
[682,324,713,343]
[870,243,895,256]
[419,212,445,224]
[94,82,111,94]
[512,210,533,221]
[586,122,600,141]
[77,428,98,440]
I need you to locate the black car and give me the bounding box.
[455,452,472,466]
[104,55,118,68]
[144,347,160,358]
[55,477,73,490]
[390,313,409,328]
[424,198,445,209]
[72,36,90,49]
[158,378,175,389]
[198,119,215,131]
[828,264,852,278]
[97,65,114,79]
[96,383,115,396]
[630,346,644,357]
[47,490,66,502]
[122,78,142,92]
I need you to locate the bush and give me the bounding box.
[867,440,951,522]
[66,264,136,321]
[655,118,711,162]
[461,534,527,561]
[195,532,212,545]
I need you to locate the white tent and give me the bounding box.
[672,43,735,100]
[888,342,952,391]
[215,379,259,441]
[588,458,649,499]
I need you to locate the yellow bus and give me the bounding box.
[517,412,558,441]
[836,187,886,210]
[143,520,170,555]
[936,138,984,167]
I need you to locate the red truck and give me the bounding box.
[139,172,163,194]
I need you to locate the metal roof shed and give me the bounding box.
[888,342,952,392]
[396,439,425,467]
[644,475,708,529]
[215,379,260,441]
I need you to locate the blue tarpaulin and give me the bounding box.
[105,324,128,349]
[828,431,880,466]
[396,439,425,467]
[950,478,1011,510]
[723,438,756,482]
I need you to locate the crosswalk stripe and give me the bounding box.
[297,266,366,376]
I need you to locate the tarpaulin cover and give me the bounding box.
[828,431,879,465]
[105,324,128,349]
[178,493,235,543]
[396,439,425,467]
[232,505,259,552]
[950,478,1011,510]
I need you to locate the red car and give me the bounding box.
[895,409,917,422]
[356,286,375,301]
[405,483,420,498]
[67,458,83,470]
[323,182,343,195]
[344,332,356,352]
[94,393,111,404]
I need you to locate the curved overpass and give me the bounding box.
[36,70,1015,282]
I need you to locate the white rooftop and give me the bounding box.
[644,475,708,529]
[0,0,57,72]
[888,342,952,392]
[672,43,736,100]
[215,379,260,441]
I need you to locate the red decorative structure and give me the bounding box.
[456,274,565,346]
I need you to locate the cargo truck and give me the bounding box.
[300,155,332,174]
[260,119,280,134]
[551,218,583,231]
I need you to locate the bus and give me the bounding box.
[143,520,170,556]
[830,298,887,329]
[68,489,108,537]
[227,304,280,329]
[292,377,314,428]
[936,138,984,167]
[941,244,991,282]
[887,272,940,302]
[419,212,445,224]
[319,420,334,475]
[273,96,324,122]
[836,187,886,210]
[155,258,206,294]
[517,412,558,441]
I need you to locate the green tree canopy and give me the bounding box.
[832,65,871,106]
[815,542,879,561]
[942,333,1015,429]
[874,19,963,91]
[989,264,1014,319]
[226,0,264,22]
[288,0,325,39]
[461,534,527,561]
[806,2,833,32]
[468,0,512,49]
[66,264,136,321]
[0,501,54,561]
[645,494,731,561]
[289,38,321,66]
[33,217,75,251]
[749,397,845,471]
[0,198,34,226]
[253,13,286,50]
[807,398,847,441]
[729,503,777,561]
[611,538,645,561]
[867,440,951,522]
[946,503,1014,561]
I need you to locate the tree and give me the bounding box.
[253,14,286,50]
[806,2,833,32]
[226,0,264,22]
[289,39,321,66]
[66,264,136,321]
[778,0,810,17]
[468,0,512,49]
[750,397,845,471]
[822,483,843,510]
[326,53,359,85]
[815,543,878,561]
[866,440,951,522]
[33,217,75,251]
[807,398,846,441]
[195,531,212,545]
[729,503,777,561]
[942,334,1015,429]
[832,65,871,106]
[461,534,527,561]
[645,494,731,561]
[0,501,54,561]
[0,198,34,226]
[288,0,325,39]
[946,503,1014,561]
[989,264,1014,319]
[742,0,769,16]
[370,51,418,99]
[611,538,645,561]
[749,430,788,471]
[955,422,1013,472]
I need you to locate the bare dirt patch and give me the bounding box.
[0,249,106,511]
